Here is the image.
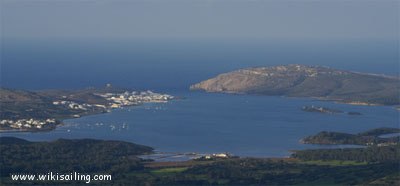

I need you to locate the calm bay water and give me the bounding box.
[2,91,398,158]
[1,39,399,159]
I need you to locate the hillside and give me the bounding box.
[0,88,107,121]
[0,137,153,185]
[190,64,400,105]
[0,87,174,131]
[1,137,398,185]
[300,127,400,145]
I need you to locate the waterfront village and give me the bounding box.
[97,90,175,108]
[0,90,174,131]
[0,118,58,131]
[198,153,233,160]
[52,90,175,113]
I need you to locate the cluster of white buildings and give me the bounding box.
[366,142,399,147]
[377,142,398,147]
[198,153,231,160]
[0,89,174,131]
[52,101,94,111]
[0,118,57,129]
[97,91,174,108]
[52,91,174,111]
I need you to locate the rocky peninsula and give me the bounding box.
[190,64,400,106]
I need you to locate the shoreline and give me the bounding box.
[0,88,176,133]
[192,89,397,107]
[0,109,107,133]
[1,90,398,162]
[0,102,162,133]
[2,90,397,134]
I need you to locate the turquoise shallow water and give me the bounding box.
[2,91,398,158]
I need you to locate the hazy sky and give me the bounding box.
[1,0,398,40]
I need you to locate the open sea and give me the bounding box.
[1,39,399,159]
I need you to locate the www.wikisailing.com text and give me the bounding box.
[11,172,111,183]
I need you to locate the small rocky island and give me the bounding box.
[302,106,362,115]
[301,106,343,114]
[190,64,400,106]
[0,85,174,132]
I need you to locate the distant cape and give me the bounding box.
[190,64,400,106]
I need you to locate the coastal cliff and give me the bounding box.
[190,64,400,105]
